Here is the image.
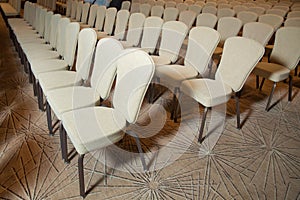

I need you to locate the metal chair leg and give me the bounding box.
[46,101,53,136]
[256,75,259,89]
[198,107,209,143]
[37,82,44,111]
[174,91,182,123]
[235,92,241,129]
[294,66,298,76]
[266,82,277,111]
[170,87,179,120]
[78,154,86,198]
[259,78,265,91]
[60,123,69,163]
[288,75,292,102]
[32,76,37,96]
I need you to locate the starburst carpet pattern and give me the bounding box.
[0,13,299,199]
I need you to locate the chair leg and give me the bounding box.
[294,66,298,76]
[28,62,33,83]
[235,92,241,129]
[37,82,44,111]
[266,82,277,111]
[198,107,209,143]
[32,76,37,96]
[170,87,179,120]
[60,123,69,163]
[256,75,259,89]
[128,130,147,172]
[173,91,182,123]
[288,75,293,102]
[78,154,86,198]
[259,78,265,91]
[46,101,53,136]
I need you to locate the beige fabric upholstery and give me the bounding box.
[94,6,106,31]
[217,8,235,19]
[237,11,258,25]
[202,5,217,15]
[113,10,130,40]
[243,22,274,46]
[253,62,290,82]
[96,7,117,39]
[258,14,283,30]
[284,17,300,27]
[217,17,242,44]
[163,7,179,21]
[179,10,197,30]
[196,13,218,28]
[151,5,164,17]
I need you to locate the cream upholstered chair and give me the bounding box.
[112,10,130,41]
[120,12,146,48]
[179,10,197,30]
[284,17,300,27]
[79,2,90,24]
[151,21,188,65]
[242,22,274,47]
[233,5,247,14]
[202,5,218,15]
[287,11,300,18]
[60,49,155,198]
[155,0,165,7]
[74,1,83,22]
[80,3,97,28]
[196,13,218,28]
[46,38,123,135]
[37,28,97,111]
[237,11,258,25]
[188,4,202,15]
[140,16,164,54]
[65,0,72,17]
[253,27,300,111]
[163,7,179,21]
[70,0,77,20]
[165,1,176,8]
[121,0,131,10]
[266,8,287,18]
[248,6,266,16]
[130,2,140,13]
[139,3,151,16]
[150,5,164,17]
[155,27,220,121]
[176,2,188,12]
[218,3,232,9]
[217,8,235,19]
[96,7,117,39]
[258,14,284,30]
[180,37,264,142]
[93,5,106,32]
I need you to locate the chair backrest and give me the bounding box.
[147,0,156,6]
[205,2,217,7]
[287,11,300,18]
[87,4,98,27]
[196,13,218,28]
[103,7,117,35]
[125,13,146,46]
[185,27,220,75]
[71,0,77,19]
[155,0,165,7]
[217,17,242,44]
[270,27,300,70]
[75,28,97,81]
[141,16,164,54]
[185,0,194,5]
[217,8,235,19]
[266,8,287,17]
[216,37,264,92]
[95,6,106,31]
[284,17,300,27]
[273,5,289,12]
[139,3,151,16]
[188,4,202,15]
[233,5,247,14]
[48,14,61,49]
[159,21,188,63]
[91,38,124,100]
[66,0,72,17]
[81,2,90,24]
[176,3,188,12]
[237,11,258,25]
[44,11,54,43]
[218,3,232,9]
[37,8,47,38]
[56,18,71,56]
[113,49,155,124]
[163,7,179,21]
[202,5,217,15]
[62,22,79,68]
[258,14,283,30]
[75,1,83,21]
[165,1,176,8]
[151,5,164,17]
[179,10,197,30]
[248,6,265,16]
[114,10,130,40]
[243,22,274,46]
[130,2,140,13]
[121,0,131,10]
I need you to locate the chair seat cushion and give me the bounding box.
[31,59,69,77]
[156,65,198,88]
[181,78,232,107]
[38,71,81,96]
[0,3,19,16]
[26,50,60,63]
[61,107,126,154]
[252,62,290,82]
[151,55,171,66]
[47,87,100,120]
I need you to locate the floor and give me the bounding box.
[0,13,300,199]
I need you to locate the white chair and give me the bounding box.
[60,49,155,198]
[266,8,287,17]
[79,2,90,24]
[151,21,188,65]
[248,6,266,16]
[113,10,130,41]
[94,6,106,31]
[96,7,117,39]
[70,0,77,19]
[163,7,179,21]
[188,4,202,15]
[178,10,197,30]
[243,22,274,47]
[65,0,72,17]
[139,3,151,16]
[217,8,235,19]
[130,2,140,13]
[155,27,220,121]
[196,13,218,28]
[121,0,131,10]
[237,11,258,25]
[140,16,164,54]
[74,1,83,22]
[284,17,300,27]
[258,14,284,30]
[80,4,98,28]
[217,17,242,46]
[165,1,176,8]
[233,5,247,14]
[180,37,264,142]
[218,3,232,9]
[202,5,217,15]
[46,38,124,135]
[176,2,188,12]
[287,11,300,18]
[150,5,164,17]
[155,0,165,7]
[253,27,300,111]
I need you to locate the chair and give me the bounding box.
[258,14,284,30]
[243,22,274,47]
[247,6,266,16]
[150,5,164,17]
[272,5,289,12]
[80,4,98,28]
[140,16,164,54]
[46,38,124,135]
[130,2,140,13]
[60,49,155,198]
[79,2,90,24]
[155,27,220,121]
[178,10,197,30]
[74,1,83,22]
[287,11,300,18]
[185,0,195,5]
[96,7,117,39]
[232,5,247,14]
[284,17,300,27]
[121,0,131,10]
[70,0,77,19]
[253,27,300,111]
[217,17,242,46]
[38,28,97,112]
[139,3,151,17]
[196,13,218,28]
[94,6,106,31]
[151,21,188,65]
[155,0,165,7]
[176,2,188,12]
[237,11,258,25]
[202,5,217,15]
[163,7,179,21]
[113,10,130,41]
[266,8,287,17]
[165,1,176,8]
[180,37,264,142]
[120,12,146,47]
[218,3,232,9]
[65,0,72,17]
[217,8,235,19]
[188,4,202,15]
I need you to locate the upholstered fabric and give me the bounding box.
[284,17,300,27]
[94,6,106,31]
[217,8,235,19]
[151,5,164,17]
[237,11,258,25]
[253,62,290,82]
[196,13,218,28]
[243,22,274,46]
[258,14,284,29]
[179,10,196,30]
[96,7,117,37]
[113,10,130,40]
[217,17,242,44]
[163,7,179,21]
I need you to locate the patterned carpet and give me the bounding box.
[0,13,300,199]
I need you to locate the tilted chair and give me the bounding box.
[253,27,300,111]
[46,38,124,135]
[180,37,264,142]
[60,49,155,198]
